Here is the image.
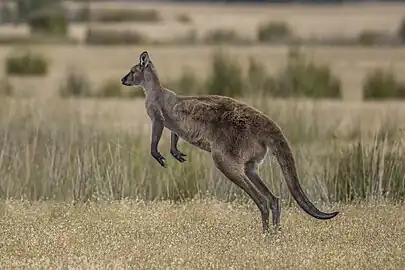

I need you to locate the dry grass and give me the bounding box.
[0,199,404,269]
[1,45,405,100]
[4,2,402,42]
[62,2,405,41]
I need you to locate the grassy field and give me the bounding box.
[0,2,405,268]
[0,200,404,269]
[5,1,405,42]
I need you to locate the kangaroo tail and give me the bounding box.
[268,128,339,220]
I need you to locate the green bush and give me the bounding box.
[325,139,405,203]
[268,45,342,99]
[5,48,48,76]
[246,57,274,95]
[165,69,201,95]
[398,17,405,43]
[362,68,405,100]
[85,28,147,45]
[203,29,249,45]
[257,21,292,43]
[96,79,123,98]
[91,8,161,23]
[59,68,91,98]
[176,13,192,24]
[357,30,393,46]
[204,50,245,97]
[28,8,68,36]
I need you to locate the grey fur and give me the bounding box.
[121,51,339,234]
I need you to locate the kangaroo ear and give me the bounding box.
[139,51,150,68]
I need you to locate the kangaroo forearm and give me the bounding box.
[171,132,179,151]
[151,120,164,153]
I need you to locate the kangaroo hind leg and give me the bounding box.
[245,160,281,230]
[211,149,270,234]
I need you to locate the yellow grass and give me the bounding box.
[4,2,403,42]
[0,199,404,269]
[2,97,405,136]
[64,1,405,41]
[1,45,405,100]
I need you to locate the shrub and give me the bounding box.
[85,28,147,45]
[203,29,249,45]
[96,79,123,98]
[257,21,292,43]
[91,8,161,23]
[268,45,342,99]
[362,68,405,100]
[246,57,274,95]
[398,17,405,43]
[204,50,245,97]
[5,48,48,76]
[357,30,394,46]
[165,69,201,95]
[176,13,192,24]
[28,8,69,36]
[59,68,91,98]
[325,139,405,203]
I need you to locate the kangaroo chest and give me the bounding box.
[161,110,211,152]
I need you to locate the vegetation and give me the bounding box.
[168,46,341,99]
[89,8,161,23]
[398,16,405,43]
[257,21,292,43]
[203,29,250,45]
[205,50,245,97]
[266,45,342,98]
[85,28,147,45]
[58,68,92,98]
[1,201,404,268]
[0,98,403,203]
[175,13,192,24]
[28,8,68,36]
[5,48,48,76]
[362,68,405,100]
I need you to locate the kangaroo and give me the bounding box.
[121,51,339,234]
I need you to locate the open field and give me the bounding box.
[0,2,405,268]
[0,200,404,269]
[2,45,405,100]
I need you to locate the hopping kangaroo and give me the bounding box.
[121,51,339,233]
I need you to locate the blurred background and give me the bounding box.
[0,0,405,204]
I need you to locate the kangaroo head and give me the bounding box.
[121,51,160,91]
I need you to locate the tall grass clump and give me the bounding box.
[398,17,405,44]
[96,79,124,98]
[203,29,249,45]
[175,13,192,24]
[0,99,404,204]
[28,8,69,36]
[362,68,405,100]
[204,50,245,97]
[257,21,292,43]
[59,68,91,98]
[85,28,147,45]
[325,136,405,203]
[165,69,202,95]
[246,57,275,96]
[90,8,161,23]
[267,45,342,99]
[5,48,48,76]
